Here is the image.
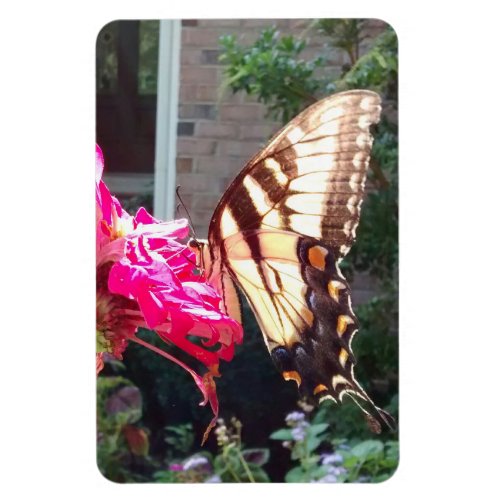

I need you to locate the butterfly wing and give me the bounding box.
[203,90,394,431]
[208,89,380,258]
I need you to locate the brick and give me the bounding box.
[179,84,196,101]
[239,122,279,140]
[217,139,265,158]
[289,19,310,30]
[219,104,264,121]
[192,215,211,234]
[201,49,222,65]
[182,28,228,47]
[194,155,235,175]
[193,194,220,211]
[176,172,220,193]
[177,121,195,136]
[179,103,217,120]
[195,84,218,102]
[182,19,198,27]
[176,157,193,173]
[241,19,288,28]
[196,122,239,139]
[180,66,218,84]
[177,138,217,155]
[198,19,242,28]
[221,88,245,104]
[173,192,193,217]
[181,48,202,65]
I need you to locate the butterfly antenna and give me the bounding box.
[176,185,198,240]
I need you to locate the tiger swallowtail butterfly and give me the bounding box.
[189,90,395,433]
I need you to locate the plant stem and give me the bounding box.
[236,448,255,483]
[222,446,241,482]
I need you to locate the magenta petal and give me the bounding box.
[96,145,104,183]
[134,207,160,225]
[136,290,169,329]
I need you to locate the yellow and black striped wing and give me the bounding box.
[208,90,381,258]
[206,90,394,431]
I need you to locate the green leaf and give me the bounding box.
[308,423,329,436]
[247,465,271,482]
[270,428,294,440]
[241,448,270,466]
[306,435,322,453]
[351,440,384,459]
[285,466,307,483]
[310,465,329,480]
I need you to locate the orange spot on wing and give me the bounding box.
[313,384,329,395]
[308,245,328,270]
[328,280,346,302]
[328,281,339,301]
[337,315,353,336]
[283,370,302,387]
[339,348,349,367]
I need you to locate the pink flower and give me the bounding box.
[95,145,243,442]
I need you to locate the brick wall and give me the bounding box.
[175,18,388,304]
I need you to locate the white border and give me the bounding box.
[2,1,499,500]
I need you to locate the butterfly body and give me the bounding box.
[189,90,395,432]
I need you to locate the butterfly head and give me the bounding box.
[187,238,212,277]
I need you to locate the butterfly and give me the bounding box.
[189,90,395,433]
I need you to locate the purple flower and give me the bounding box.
[291,425,307,442]
[183,455,210,471]
[285,411,305,426]
[204,475,222,483]
[321,452,344,465]
[316,465,347,482]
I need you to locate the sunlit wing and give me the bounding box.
[198,90,394,432]
[209,90,381,259]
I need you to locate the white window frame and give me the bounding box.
[153,19,181,220]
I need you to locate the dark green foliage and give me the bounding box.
[315,19,368,66]
[270,407,399,482]
[336,27,398,98]
[96,376,154,482]
[219,27,325,123]
[339,439,399,482]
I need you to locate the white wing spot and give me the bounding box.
[332,374,349,389]
[262,209,282,229]
[243,175,273,215]
[286,125,304,144]
[265,158,289,187]
[356,133,372,148]
[319,394,338,404]
[339,244,349,255]
[220,209,239,239]
[353,151,367,170]
[320,106,344,123]
[358,114,371,130]
[360,96,374,111]
[349,173,363,191]
[347,194,359,214]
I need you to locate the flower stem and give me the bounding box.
[130,335,196,378]
[236,448,255,483]
[222,445,241,482]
